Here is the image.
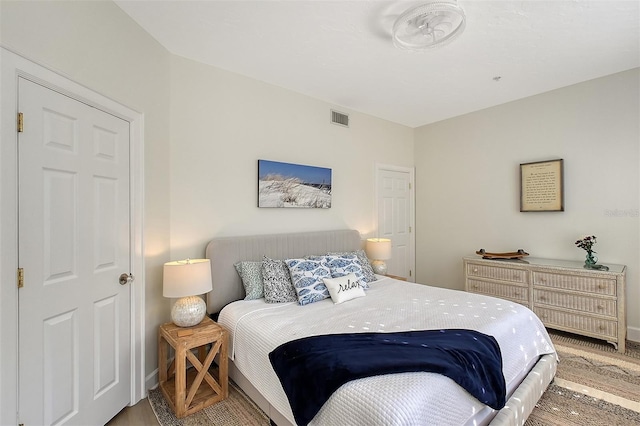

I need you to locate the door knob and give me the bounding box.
[119,273,135,285]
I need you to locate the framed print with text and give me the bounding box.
[520,159,564,212]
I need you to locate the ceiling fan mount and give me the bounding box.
[392,1,466,50]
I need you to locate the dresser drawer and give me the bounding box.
[464,256,626,352]
[466,263,527,284]
[534,289,617,318]
[467,279,528,303]
[532,271,616,296]
[534,307,618,339]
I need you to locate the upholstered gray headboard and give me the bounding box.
[204,229,362,314]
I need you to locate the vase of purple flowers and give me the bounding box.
[575,235,598,268]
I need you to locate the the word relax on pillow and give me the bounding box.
[323,273,366,304]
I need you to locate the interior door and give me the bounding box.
[377,167,413,280]
[18,77,132,425]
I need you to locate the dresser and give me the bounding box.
[463,256,627,352]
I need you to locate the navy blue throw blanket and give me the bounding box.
[269,329,505,426]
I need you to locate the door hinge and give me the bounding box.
[409,270,412,277]
[17,267,24,288]
[17,112,24,133]
[409,183,412,189]
[409,226,412,232]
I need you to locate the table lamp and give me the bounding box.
[163,258,212,327]
[365,238,392,275]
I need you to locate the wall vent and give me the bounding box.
[331,110,349,128]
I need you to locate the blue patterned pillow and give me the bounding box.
[328,249,377,283]
[262,256,298,303]
[285,258,331,306]
[322,254,369,289]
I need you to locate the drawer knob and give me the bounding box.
[598,325,606,331]
[514,291,521,296]
[473,268,478,273]
[598,284,605,290]
[539,295,546,301]
[597,305,604,310]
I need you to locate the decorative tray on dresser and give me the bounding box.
[463,256,627,352]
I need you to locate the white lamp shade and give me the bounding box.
[163,259,212,298]
[366,238,392,260]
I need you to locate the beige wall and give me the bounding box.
[0,0,172,398]
[1,3,637,421]
[0,2,414,413]
[168,55,414,260]
[414,68,640,338]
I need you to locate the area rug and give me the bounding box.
[148,382,270,426]
[149,332,640,426]
[525,331,640,426]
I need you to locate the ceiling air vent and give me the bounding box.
[331,110,349,128]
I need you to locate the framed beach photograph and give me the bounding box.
[258,160,332,208]
[520,159,564,212]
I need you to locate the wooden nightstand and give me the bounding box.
[158,317,228,418]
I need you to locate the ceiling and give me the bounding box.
[115,0,640,128]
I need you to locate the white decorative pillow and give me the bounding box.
[233,261,264,300]
[322,254,369,289]
[262,256,298,303]
[285,258,331,306]
[328,249,377,283]
[323,273,366,304]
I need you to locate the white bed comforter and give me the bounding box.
[218,276,555,426]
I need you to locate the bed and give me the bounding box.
[205,229,557,426]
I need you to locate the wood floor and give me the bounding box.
[106,398,159,426]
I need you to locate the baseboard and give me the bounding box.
[627,326,640,343]
[146,368,158,392]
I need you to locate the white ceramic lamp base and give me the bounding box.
[171,295,207,327]
[371,260,388,276]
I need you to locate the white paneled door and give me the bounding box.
[18,78,132,425]
[376,166,414,280]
